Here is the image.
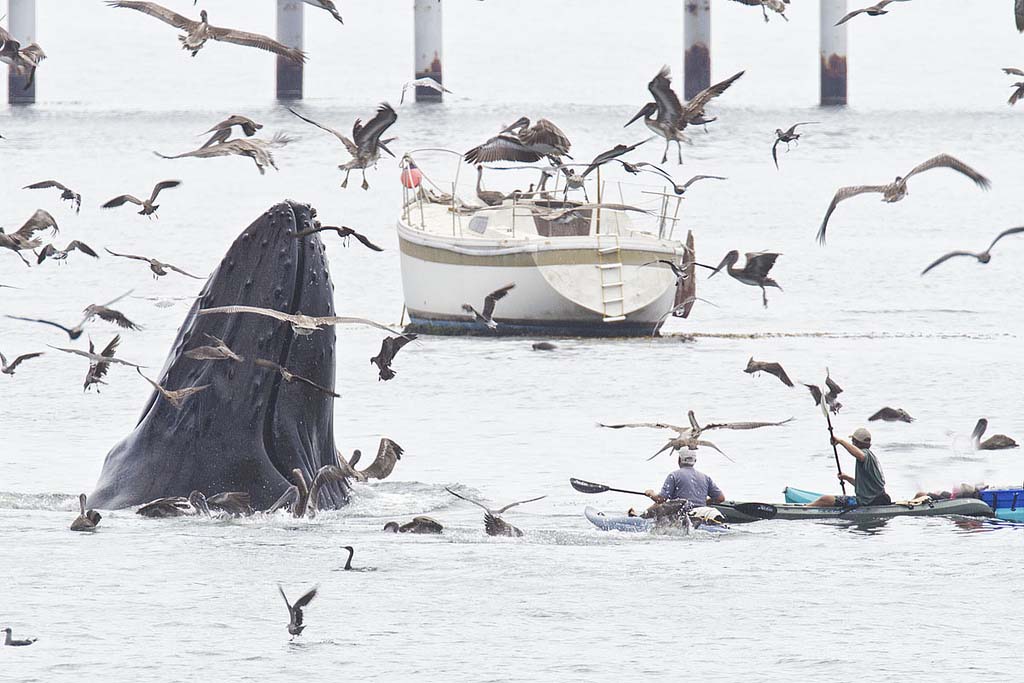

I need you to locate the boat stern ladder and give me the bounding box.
[596,233,625,322]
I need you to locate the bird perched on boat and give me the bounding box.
[1,209,59,266]
[185,334,243,363]
[337,438,404,482]
[70,493,102,532]
[24,180,82,213]
[289,104,397,190]
[1,350,43,376]
[105,248,202,279]
[6,291,139,340]
[625,67,744,163]
[557,165,589,201]
[463,284,515,330]
[445,487,546,538]
[835,0,911,25]
[199,114,262,148]
[101,180,181,219]
[474,164,507,206]
[972,419,1018,450]
[370,333,416,381]
[581,139,652,177]
[817,154,990,244]
[295,223,383,251]
[920,226,1024,275]
[107,2,307,63]
[2,628,36,647]
[0,23,46,91]
[744,358,794,387]
[136,367,210,409]
[48,335,140,392]
[730,0,790,22]
[383,517,443,534]
[772,122,817,170]
[400,77,451,104]
[705,250,782,308]
[156,134,291,175]
[868,407,914,423]
[278,585,318,639]
[200,305,401,337]
[253,358,339,398]
[137,490,210,518]
[37,241,98,265]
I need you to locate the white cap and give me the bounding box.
[679,452,697,466]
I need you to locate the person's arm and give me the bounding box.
[707,478,725,504]
[838,472,855,485]
[832,436,866,462]
[645,473,674,503]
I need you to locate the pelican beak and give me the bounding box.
[379,138,397,158]
[708,254,730,278]
[624,104,653,128]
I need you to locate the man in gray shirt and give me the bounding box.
[644,451,725,507]
[810,427,892,507]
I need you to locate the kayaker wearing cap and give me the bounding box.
[810,427,892,507]
[644,451,726,507]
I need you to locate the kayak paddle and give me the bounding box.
[569,478,777,520]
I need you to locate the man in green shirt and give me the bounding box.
[810,427,892,507]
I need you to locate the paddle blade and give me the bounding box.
[570,478,610,494]
[731,502,777,520]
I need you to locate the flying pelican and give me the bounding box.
[972,419,1018,450]
[1004,68,1024,105]
[1,209,59,266]
[342,439,404,481]
[445,487,546,538]
[70,493,102,532]
[295,224,383,251]
[101,180,181,218]
[289,104,397,190]
[400,77,451,104]
[464,117,568,165]
[5,291,139,340]
[0,350,43,376]
[107,2,307,63]
[501,116,572,161]
[462,284,515,329]
[370,333,417,381]
[921,226,1024,275]
[868,407,914,423]
[278,585,318,639]
[0,23,45,90]
[744,358,794,387]
[156,134,290,175]
[835,0,912,25]
[383,517,444,534]
[253,358,339,398]
[23,180,81,213]
[184,334,243,362]
[474,165,506,206]
[37,241,98,265]
[199,305,401,336]
[706,250,782,308]
[199,114,262,148]
[730,0,790,22]
[816,154,990,244]
[772,122,817,169]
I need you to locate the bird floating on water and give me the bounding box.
[106,248,201,279]
[744,358,794,387]
[835,0,911,25]
[278,585,318,639]
[868,407,914,423]
[136,490,210,517]
[24,180,81,213]
[370,333,416,381]
[253,358,339,398]
[289,104,397,190]
[462,284,515,330]
[2,628,36,647]
[0,350,43,376]
[817,154,990,244]
[384,517,443,534]
[400,77,451,104]
[920,226,1024,276]
[445,487,546,538]
[37,241,98,265]
[705,250,782,308]
[772,122,817,169]
[295,223,383,251]
[0,209,59,266]
[972,419,1018,450]
[101,180,181,219]
[70,493,102,532]
[200,305,401,337]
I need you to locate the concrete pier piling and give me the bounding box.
[414,0,444,102]
[7,0,37,105]
[276,0,304,100]
[819,0,848,106]
[683,0,711,100]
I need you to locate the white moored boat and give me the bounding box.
[396,155,697,337]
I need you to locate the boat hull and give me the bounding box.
[717,497,994,522]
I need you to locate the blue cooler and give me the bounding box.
[979,489,1024,522]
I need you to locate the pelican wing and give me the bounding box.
[520,118,571,153]
[988,226,1024,252]
[23,180,69,191]
[743,252,780,279]
[106,1,200,31]
[598,421,689,434]
[288,108,357,155]
[286,370,339,398]
[357,438,403,480]
[316,316,405,336]
[494,495,547,515]
[648,65,683,123]
[1017,0,1024,32]
[1005,67,1024,76]
[268,486,299,514]
[920,250,978,275]
[684,71,744,120]
[149,180,181,203]
[15,209,58,239]
[353,103,398,149]
[200,305,294,323]
[702,417,794,432]
[902,154,991,189]
[465,134,543,164]
[694,439,733,462]
[208,25,306,63]
[816,185,889,244]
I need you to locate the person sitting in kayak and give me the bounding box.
[643,451,725,507]
[810,427,892,507]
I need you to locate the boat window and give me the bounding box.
[468,216,488,234]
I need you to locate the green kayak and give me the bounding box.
[713,496,993,523]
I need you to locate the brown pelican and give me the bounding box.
[101,180,181,218]
[48,335,142,392]
[299,0,344,24]
[817,154,990,244]
[268,469,310,517]
[24,181,81,213]
[532,342,557,351]
[288,104,397,190]
[462,284,515,329]
[341,438,404,482]
[972,419,1018,450]
[557,166,589,201]
[625,68,744,163]
[105,248,202,279]
[253,358,339,398]
[184,334,243,362]
[502,117,572,161]
[600,411,792,461]
[199,114,262,148]
[107,2,307,63]
[465,118,567,165]
[37,241,98,265]
[2,628,36,647]
[706,250,782,308]
[135,367,210,409]
[6,291,139,340]
[400,77,451,104]
[306,465,346,517]
[278,585,317,639]
[744,357,794,387]
[920,226,1024,275]
[474,165,507,207]
[295,224,383,251]
[370,333,417,381]
[1,350,43,376]
[835,0,912,25]
[1,209,59,266]
[730,0,790,22]
[582,139,651,177]
[70,493,102,532]
[383,517,443,534]
[869,407,914,423]
[205,492,253,516]
[772,122,817,169]
[200,305,401,336]
[137,490,210,518]
[155,134,290,175]
[445,487,546,538]
[0,24,46,90]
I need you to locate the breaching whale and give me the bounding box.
[91,200,348,510]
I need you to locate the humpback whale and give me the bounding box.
[91,200,349,510]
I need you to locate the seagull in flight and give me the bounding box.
[920,226,1024,275]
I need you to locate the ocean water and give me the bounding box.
[2,1,1023,680]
